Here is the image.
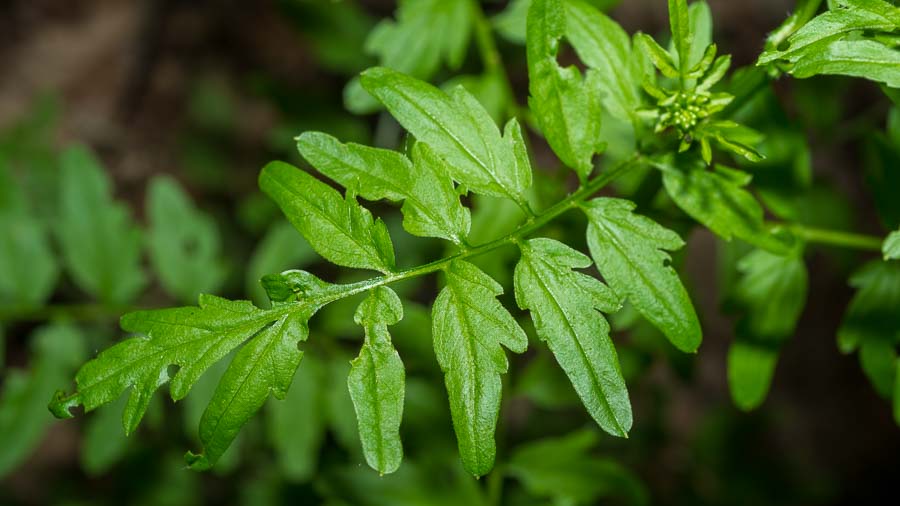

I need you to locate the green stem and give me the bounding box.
[785,224,883,251]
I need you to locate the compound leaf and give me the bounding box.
[360,67,532,205]
[514,238,632,437]
[658,159,792,254]
[297,132,470,243]
[147,176,227,303]
[259,161,396,273]
[57,145,145,304]
[527,0,605,181]
[432,261,528,477]
[349,286,406,474]
[582,198,701,352]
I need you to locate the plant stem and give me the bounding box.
[785,224,883,251]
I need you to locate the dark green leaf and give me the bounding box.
[658,159,792,254]
[727,341,779,411]
[730,248,808,341]
[432,261,528,476]
[514,238,632,436]
[582,198,701,352]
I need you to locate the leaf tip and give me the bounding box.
[48,390,80,419]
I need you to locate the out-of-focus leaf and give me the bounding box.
[727,341,779,411]
[81,394,131,475]
[884,228,900,260]
[0,325,85,477]
[0,212,58,306]
[507,429,649,505]
[267,351,326,481]
[729,249,808,342]
[147,176,227,303]
[837,261,900,353]
[57,145,145,304]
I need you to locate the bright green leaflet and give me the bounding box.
[582,198,701,352]
[259,161,396,273]
[432,260,528,477]
[57,145,145,304]
[297,131,470,243]
[507,429,649,505]
[147,176,227,303]
[526,0,605,181]
[564,0,644,124]
[885,228,900,260]
[727,341,779,411]
[0,325,84,477]
[349,286,406,475]
[514,238,632,437]
[360,67,532,208]
[657,159,792,254]
[789,39,900,87]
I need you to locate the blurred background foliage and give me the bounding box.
[0,0,898,505]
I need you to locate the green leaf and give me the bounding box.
[507,429,649,505]
[564,0,644,123]
[514,238,632,437]
[366,0,472,80]
[349,286,406,474]
[57,145,145,304]
[0,325,85,477]
[758,0,900,64]
[259,161,396,273]
[729,249,808,341]
[81,394,131,475]
[297,132,470,243]
[636,33,680,79]
[582,198,701,352]
[432,261,528,477]
[884,228,900,260]
[267,352,326,481]
[184,309,309,470]
[245,221,317,307]
[360,67,532,205]
[147,176,227,303]
[0,212,58,306]
[859,337,897,397]
[837,261,900,354]
[727,341,779,411]
[668,0,693,75]
[657,159,792,254]
[527,0,605,181]
[789,39,900,87]
[50,273,342,469]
